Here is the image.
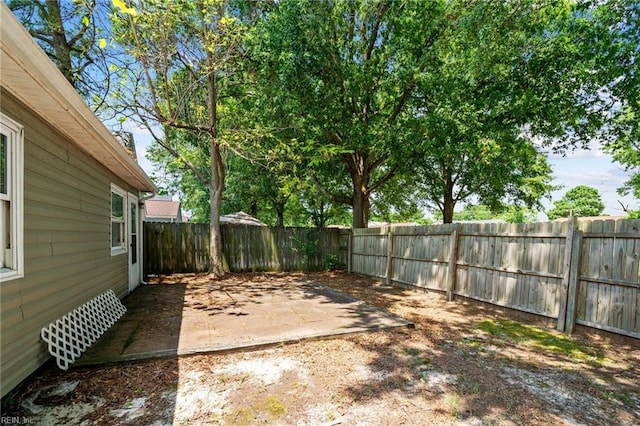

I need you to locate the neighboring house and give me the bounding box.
[0,5,156,398]
[143,196,183,222]
[220,211,267,226]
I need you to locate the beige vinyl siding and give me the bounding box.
[0,92,137,397]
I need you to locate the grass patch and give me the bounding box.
[457,377,480,395]
[409,356,432,369]
[445,393,463,419]
[602,390,635,406]
[461,338,481,348]
[476,319,606,364]
[262,395,286,417]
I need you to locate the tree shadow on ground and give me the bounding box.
[312,271,640,425]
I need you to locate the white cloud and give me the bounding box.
[546,155,637,216]
[546,140,607,160]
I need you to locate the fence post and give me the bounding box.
[347,231,353,273]
[446,226,460,301]
[385,230,394,285]
[564,230,583,334]
[557,216,577,332]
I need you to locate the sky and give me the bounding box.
[545,149,637,218]
[130,123,638,220]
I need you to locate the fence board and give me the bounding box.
[145,218,639,338]
[144,223,341,274]
[350,219,639,338]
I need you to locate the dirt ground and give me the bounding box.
[2,271,639,425]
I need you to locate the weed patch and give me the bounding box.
[477,319,606,364]
[262,395,286,417]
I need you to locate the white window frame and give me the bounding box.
[0,112,24,281]
[110,183,128,256]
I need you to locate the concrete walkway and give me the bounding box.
[76,276,412,366]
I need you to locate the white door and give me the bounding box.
[128,194,140,292]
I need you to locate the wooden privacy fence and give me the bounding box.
[144,223,343,275]
[348,218,640,338]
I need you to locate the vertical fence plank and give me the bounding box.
[565,231,583,334]
[347,232,352,273]
[384,231,392,284]
[446,227,460,301]
[558,216,577,331]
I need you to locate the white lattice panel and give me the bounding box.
[41,290,127,370]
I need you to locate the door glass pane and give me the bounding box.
[130,202,137,233]
[0,133,7,195]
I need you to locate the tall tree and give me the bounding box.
[547,185,605,219]
[8,0,119,115]
[111,0,246,276]
[250,0,618,227]
[409,0,615,223]
[249,0,447,228]
[596,1,640,203]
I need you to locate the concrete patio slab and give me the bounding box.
[76,275,413,366]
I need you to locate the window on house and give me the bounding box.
[110,184,127,255]
[1,113,24,281]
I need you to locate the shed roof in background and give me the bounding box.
[220,212,267,226]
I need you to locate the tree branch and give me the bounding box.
[368,162,400,194]
[364,2,388,61]
[67,1,95,46]
[148,123,212,188]
[387,78,415,124]
[311,175,353,206]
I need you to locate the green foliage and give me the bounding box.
[325,254,339,271]
[500,206,539,224]
[248,0,447,227]
[433,204,538,223]
[290,228,318,272]
[30,0,636,231]
[593,1,640,201]
[626,209,640,219]
[453,205,496,222]
[605,135,640,200]
[410,1,594,223]
[547,186,605,220]
[370,183,430,225]
[110,0,251,275]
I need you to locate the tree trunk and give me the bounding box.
[352,180,369,228]
[208,142,227,277]
[275,203,285,228]
[206,63,228,277]
[46,0,74,87]
[442,171,456,224]
[249,200,258,218]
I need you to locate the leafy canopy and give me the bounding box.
[546,185,606,219]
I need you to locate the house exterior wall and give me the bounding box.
[0,92,138,397]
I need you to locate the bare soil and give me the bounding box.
[2,271,639,425]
